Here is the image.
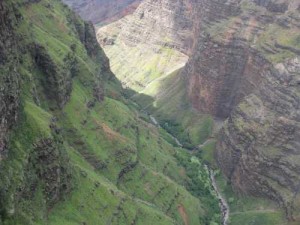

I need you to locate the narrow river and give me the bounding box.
[149,114,229,225]
[149,115,182,147]
[206,166,230,225]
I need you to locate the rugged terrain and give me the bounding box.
[195,0,300,222]
[96,0,215,149]
[0,0,221,225]
[96,0,193,92]
[1,0,300,224]
[94,0,300,224]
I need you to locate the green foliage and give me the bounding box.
[198,140,217,166]
[175,151,221,224]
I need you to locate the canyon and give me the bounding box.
[94,0,300,223]
[0,0,299,224]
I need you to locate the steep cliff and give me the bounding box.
[173,0,300,221]
[184,37,265,119]
[217,57,300,220]
[185,0,300,118]
[189,0,300,221]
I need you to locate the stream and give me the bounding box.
[148,114,229,225]
[149,115,183,147]
[206,165,230,225]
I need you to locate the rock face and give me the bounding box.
[32,44,73,108]
[186,0,300,220]
[216,57,300,220]
[96,0,198,96]
[0,1,20,160]
[30,137,72,206]
[107,0,196,54]
[62,0,142,24]
[175,0,300,219]
[184,0,300,117]
[185,37,267,119]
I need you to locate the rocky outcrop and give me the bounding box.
[71,16,103,58]
[0,1,20,160]
[83,22,101,57]
[30,22,107,108]
[62,0,142,24]
[80,21,103,58]
[31,137,72,206]
[216,57,300,220]
[31,44,73,108]
[185,37,267,119]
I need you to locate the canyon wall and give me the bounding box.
[217,57,300,220]
[184,0,300,118]
[0,0,105,220]
[185,0,300,220]
[62,0,141,24]
[96,0,197,96]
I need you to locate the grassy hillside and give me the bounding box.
[0,0,220,224]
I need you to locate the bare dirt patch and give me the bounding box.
[178,204,189,225]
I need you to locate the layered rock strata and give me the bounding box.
[62,0,142,24]
[217,57,300,220]
[96,0,199,96]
